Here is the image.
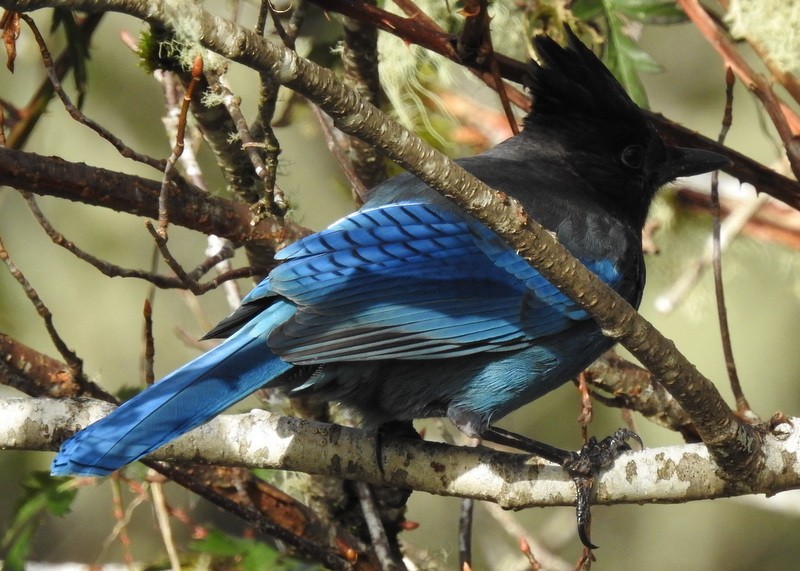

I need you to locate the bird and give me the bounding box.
[52,28,728,545]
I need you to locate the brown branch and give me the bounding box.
[676,0,800,179]
[0,146,310,247]
[0,235,85,380]
[711,67,750,415]
[0,333,111,402]
[19,14,165,172]
[584,352,698,443]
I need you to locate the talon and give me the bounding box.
[574,477,598,549]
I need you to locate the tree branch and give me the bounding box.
[0,146,309,247]
[3,397,797,508]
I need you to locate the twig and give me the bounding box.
[711,67,750,416]
[205,236,242,311]
[654,192,770,314]
[456,0,518,135]
[576,373,593,444]
[355,482,403,571]
[142,299,155,386]
[518,537,543,571]
[159,54,204,237]
[585,352,698,442]
[483,504,569,571]
[675,0,800,179]
[6,12,102,149]
[151,479,181,571]
[714,0,800,106]
[675,188,799,248]
[458,498,474,571]
[102,477,146,565]
[108,477,135,568]
[19,14,165,171]
[0,235,84,380]
[205,70,287,219]
[393,0,525,129]
[310,103,371,201]
[341,0,387,191]
[23,191,258,292]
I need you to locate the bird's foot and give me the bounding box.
[375,420,421,476]
[481,426,641,549]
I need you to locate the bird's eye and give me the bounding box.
[620,145,645,169]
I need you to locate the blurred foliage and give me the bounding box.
[1,473,77,571]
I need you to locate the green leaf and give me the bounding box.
[0,473,78,569]
[571,0,605,20]
[613,0,687,24]
[191,530,294,570]
[50,9,91,109]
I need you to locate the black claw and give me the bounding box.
[480,425,642,549]
[574,476,598,549]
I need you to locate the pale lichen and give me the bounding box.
[726,0,800,75]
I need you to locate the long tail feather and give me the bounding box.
[51,301,295,476]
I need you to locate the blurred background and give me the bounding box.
[1,1,799,569]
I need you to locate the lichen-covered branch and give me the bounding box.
[3,397,797,508]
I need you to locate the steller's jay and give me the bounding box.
[52,29,728,545]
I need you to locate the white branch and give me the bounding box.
[4,397,799,507]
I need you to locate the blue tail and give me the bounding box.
[51,301,296,476]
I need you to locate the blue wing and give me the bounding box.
[256,201,620,363]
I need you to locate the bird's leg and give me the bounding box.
[374,420,421,476]
[481,425,641,549]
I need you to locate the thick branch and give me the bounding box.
[3,397,797,507]
[0,146,308,247]
[0,0,760,477]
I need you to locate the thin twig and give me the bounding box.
[456,0,518,135]
[205,69,287,219]
[654,192,770,314]
[102,478,146,565]
[482,504,568,571]
[159,54,204,237]
[676,0,800,179]
[23,192,258,292]
[151,479,182,571]
[0,235,84,380]
[576,373,593,444]
[310,103,371,201]
[355,482,403,571]
[341,0,388,192]
[458,498,474,571]
[143,299,155,386]
[19,14,165,171]
[712,67,750,415]
[109,477,135,568]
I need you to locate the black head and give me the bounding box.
[523,29,729,228]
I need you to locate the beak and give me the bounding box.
[658,146,732,185]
